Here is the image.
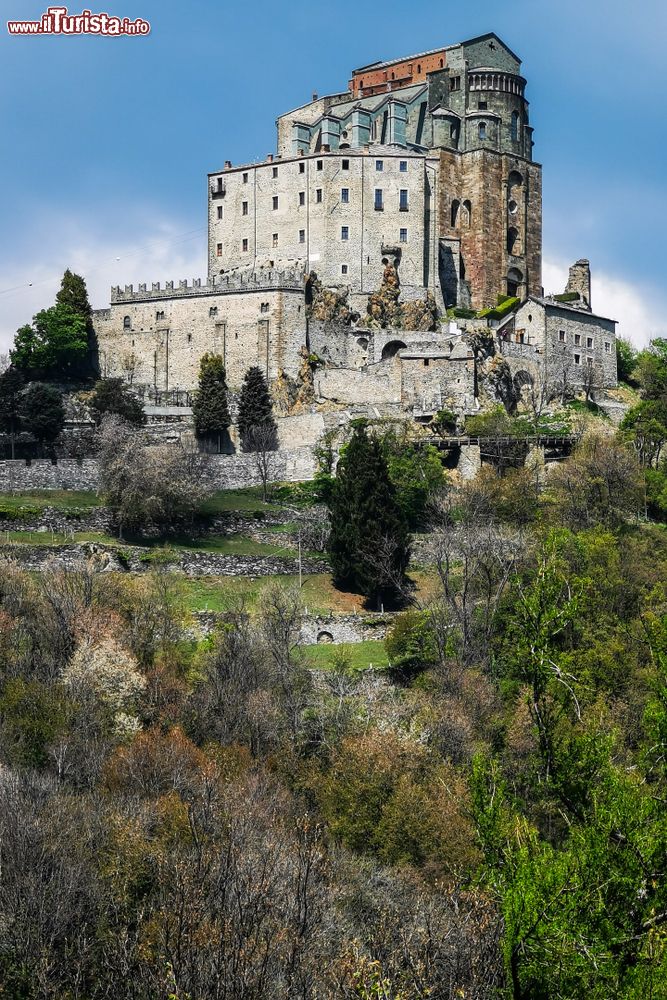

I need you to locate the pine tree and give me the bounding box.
[191,354,231,451]
[237,366,277,452]
[56,269,92,321]
[0,366,25,458]
[327,421,409,607]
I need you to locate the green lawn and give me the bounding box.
[199,488,275,515]
[0,529,118,546]
[157,534,298,557]
[303,640,389,671]
[0,490,100,516]
[181,573,346,615]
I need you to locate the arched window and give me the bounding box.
[507,227,520,255]
[507,267,523,297]
[123,316,131,330]
[478,121,487,140]
[451,199,460,227]
[511,111,519,142]
[508,169,523,190]
[463,199,472,226]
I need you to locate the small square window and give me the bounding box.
[299,229,305,243]
[156,310,164,321]
[272,233,278,247]
[272,166,278,178]
[242,238,248,252]
[587,336,594,348]
[317,159,323,170]
[341,187,349,203]
[260,302,269,313]
[316,188,323,203]
[299,191,305,206]
[399,227,408,243]
[242,201,248,216]
[341,226,349,241]
[342,158,349,170]
[272,195,279,210]
[217,206,223,220]
[375,159,383,171]
[478,100,487,110]
[574,334,581,346]
[574,353,581,365]
[243,172,248,183]
[299,161,305,173]
[399,160,408,172]
[559,330,566,343]
[341,264,348,275]
[216,243,223,256]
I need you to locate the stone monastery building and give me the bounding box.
[94,33,616,411]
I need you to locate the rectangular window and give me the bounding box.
[243,172,248,183]
[341,187,349,203]
[187,333,192,342]
[209,306,218,317]
[156,310,164,321]
[217,206,223,220]
[574,353,581,366]
[341,226,349,241]
[242,201,248,216]
[450,76,461,91]
[272,195,279,210]
[216,243,222,256]
[272,233,278,247]
[375,159,383,172]
[316,188,323,203]
[342,158,349,170]
[272,166,278,178]
[341,264,348,275]
[574,333,581,346]
[587,336,594,348]
[587,356,594,366]
[242,238,248,252]
[299,191,305,206]
[317,159,323,170]
[605,341,611,353]
[478,100,487,110]
[299,161,305,173]
[399,228,408,243]
[260,302,269,313]
[559,330,566,343]
[399,189,409,211]
[299,229,305,243]
[399,160,408,172]
[374,188,384,211]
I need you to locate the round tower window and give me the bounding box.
[509,200,518,214]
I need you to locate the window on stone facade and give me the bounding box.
[478,121,487,140]
[374,189,384,210]
[507,227,519,254]
[587,336,594,348]
[511,111,520,142]
[216,243,223,256]
[400,228,408,243]
[375,159,383,171]
[316,188,323,203]
[131,339,135,346]
[605,341,611,353]
[123,316,131,329]
[261,302,269,313]
[342,159,349,170]
[272,233,278,247]
[587,356,593,366]
[317,159,323,170]
[400,160,408,171]
[299,191,305,206]
[341,226,349,241]
[451,199,460,227]
[243,172,248,183]
[272,166,278,178]
[478,100,487,110]
[559,330,566,343]
[187,334,192,342]
[574,334,581,346]
[450,76,461,91]
[299,162,305,173]
[574,353,581,365]
[242,201,248,216]
[299,229,305,243]
[399,189,409,211]
[242,238,248,252]
[341,264,348,275]
[272,196,279,210]
[463,199,472,225]
[156,311,165,321]
[217,206,223,220]
[341,187,349,203]
[209,307,218,317]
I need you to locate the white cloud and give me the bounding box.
[0,211,205,352]
[543,257,665,348]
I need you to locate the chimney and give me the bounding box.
[224,160,232,169]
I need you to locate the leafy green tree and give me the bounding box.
[191,353,231,451]
[635,338,667,399]
[616,336,637,384]
[11,304,88,374]
[385,609,439,679]
[237,365,277,452]
[328,421,409,607]
[0,366,25,458]
[88,377,145,427]
[20,382,65,448]
[381,432,445,530]
[621,398,667,467]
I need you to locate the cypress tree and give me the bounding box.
[56,269,92,321]
[327,421,409,607]
[192,353,231,452]
[237,366,277,451]
[0,366,25,458]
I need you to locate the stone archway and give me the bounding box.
[381,340,407,361]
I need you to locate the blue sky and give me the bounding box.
[0,0,665,347]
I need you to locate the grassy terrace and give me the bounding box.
[302,640,389,670]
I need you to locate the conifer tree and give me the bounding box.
[20,382,65,450]
[191,353,231,452]
[0,366,25,458]
[327,420,409,607]
[56,270,92,322]
[237,366,277,452]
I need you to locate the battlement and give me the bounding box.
[110,265,306,303]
